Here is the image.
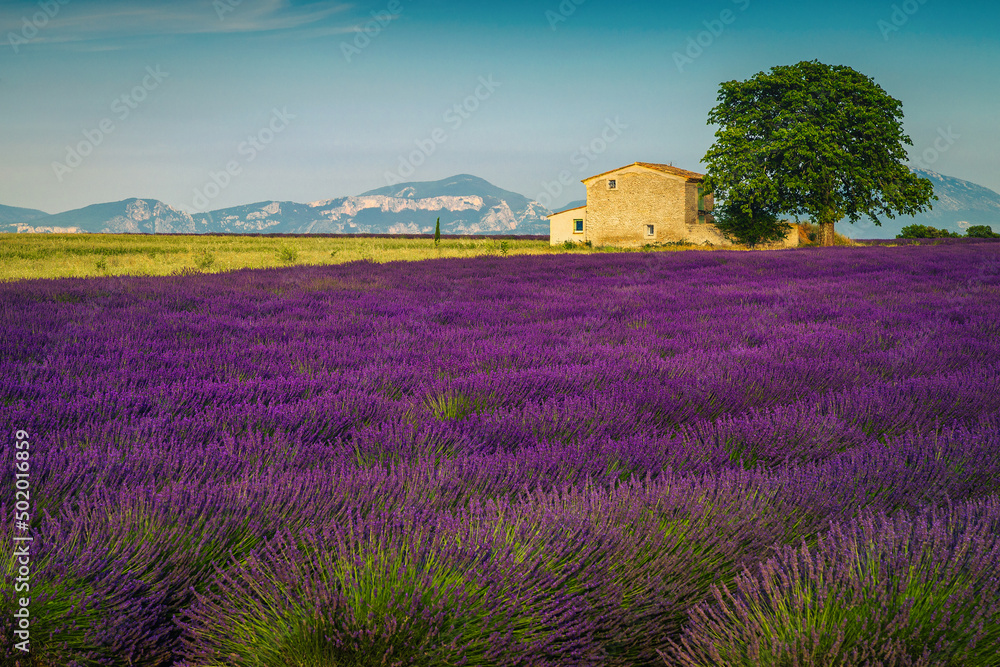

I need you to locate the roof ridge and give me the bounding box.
[546,204,587,217]
[582,162,705,183]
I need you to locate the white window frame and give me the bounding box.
[645,224,655,237]
[573,219,584,234]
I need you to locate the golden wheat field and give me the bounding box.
[0,234,740,282]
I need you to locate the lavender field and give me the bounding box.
[3,243,1000,666]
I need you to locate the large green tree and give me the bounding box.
[702,60,936,246]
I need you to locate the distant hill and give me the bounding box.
[190,201,323,234]
[843,169,1000,239]
[346,174,551,235]
[553,200,587,214]
[5,175,553,235]
[0,204,49,225]
[363,174,531,205]
[201,175,551,235]
[5,199,198,234]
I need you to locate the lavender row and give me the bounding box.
[6,365,999,523]
[4,331,998,471]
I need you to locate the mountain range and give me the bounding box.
[1,170,997,239]
[0,175,551,236]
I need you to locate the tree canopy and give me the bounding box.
[966,225,1000,239]
[702,60,936,246]
[897,224,961,239]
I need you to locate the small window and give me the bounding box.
[573,219,584,233]
[607,179,617,190]
[645,224,655,236]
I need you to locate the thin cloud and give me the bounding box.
[0,0,354,49]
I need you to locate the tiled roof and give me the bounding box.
[583,162,706,183]
[634,162,706,180]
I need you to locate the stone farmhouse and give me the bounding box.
[548,161,797,248]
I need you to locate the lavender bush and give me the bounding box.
[2,244,1000,664]
[175,509,597,667]
[665,496,1000,666]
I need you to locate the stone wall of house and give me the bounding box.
[684,182,699,226]
[584,167,690,246]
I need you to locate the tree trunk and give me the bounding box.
[822,220,836,246]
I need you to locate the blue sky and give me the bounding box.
[1,0,998,214]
